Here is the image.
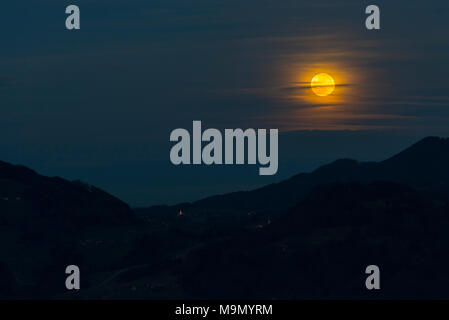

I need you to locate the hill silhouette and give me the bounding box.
[0,160,139,298]
[136,137,449,218]
[175,181,449,299]
[0,161,135,227]
[2,136,449,299]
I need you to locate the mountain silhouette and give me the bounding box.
[136,137,449,217]
[2,136,449,299]
[0,160,135,227]
[0,160,138,298]
[176,181,449,299]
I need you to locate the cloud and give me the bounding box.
[280,83,353,93]
[0,77,15,88]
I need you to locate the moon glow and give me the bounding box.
[311,73,335,97]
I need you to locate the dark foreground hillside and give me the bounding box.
[176,182,449,299]
[0,161,136,298]
[2,137,449,299]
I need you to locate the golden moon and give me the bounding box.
[311,73,335,97]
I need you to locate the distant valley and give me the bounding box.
[2,137,449,299]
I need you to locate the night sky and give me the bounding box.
[1,0,449,206]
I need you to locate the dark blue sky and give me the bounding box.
[1,1,449,206]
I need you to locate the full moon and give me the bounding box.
[311,73,335,97]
